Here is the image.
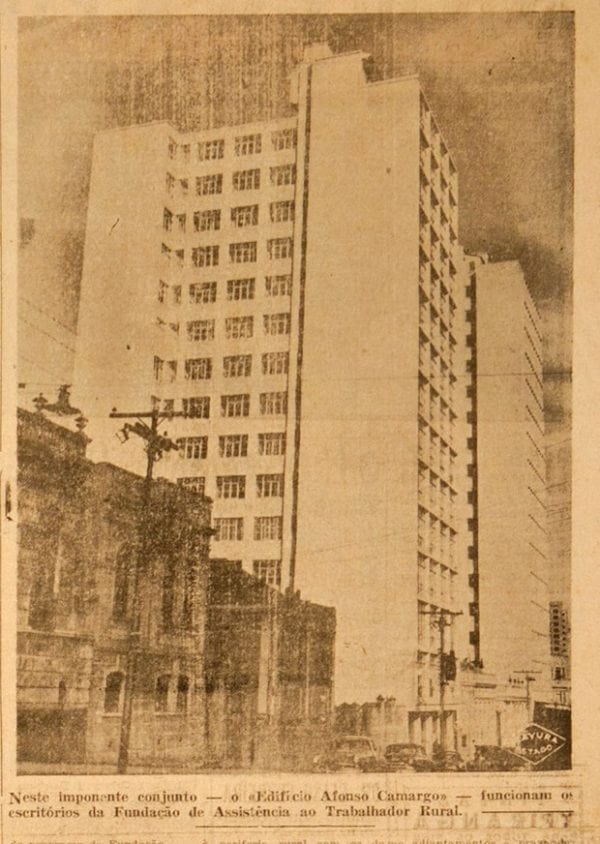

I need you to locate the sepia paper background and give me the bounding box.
[1,0,599,841]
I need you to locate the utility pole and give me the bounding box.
[513,669,541,720]
[110,405,184,774]
[420,608,462,753]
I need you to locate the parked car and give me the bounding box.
[384,743,436,772]
[432,750,466,772]
[314,735,379,772]
[466,745,531,772]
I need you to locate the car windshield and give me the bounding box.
[336,738,373,752]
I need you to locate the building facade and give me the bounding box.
[17,403,335,771]
[549,600,570,705]
[73,44,552,738]
[17,405,212,769]
[205,558,336,770]
[467,258,551,688]
[74,45,473,718]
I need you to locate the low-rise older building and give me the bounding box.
[206,558,336,771]
[17,402,336,772]
[17,405,212,770]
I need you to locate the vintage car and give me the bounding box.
[383,743,436,772]
[313,735,379,772]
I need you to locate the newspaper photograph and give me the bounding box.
[2,3,598,843]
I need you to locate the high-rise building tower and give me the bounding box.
[466,258,550,687]
[75,46,546,729]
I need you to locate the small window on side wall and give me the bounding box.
[155,674,171,712]
[177,675,190,711]
[104,672,124,713]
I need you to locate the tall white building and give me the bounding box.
[74,45,548,728]
[466,258,550,687]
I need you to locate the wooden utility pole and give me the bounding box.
[110,406,183,774]
[420,608,462,753]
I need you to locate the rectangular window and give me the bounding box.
[194,209,221,232]
[231,205,259,227]
[225,316,253,339]
[192,245,219,267]
[221,394,250,417]
[177,436,208,460]
[158,280,169,304]
[166,173,175,193]
[163,208,173,231]
[265,275,292,297]
[264,313,291,335]
[154,357,177,383]
[235,133,262,156]
[219,434,249,458]
[174,248,184,266]
[271,128,297,151]
[260,391,288,415]
[227,277,255,300]
[258,432,286,456]
[216,475,246,499]
[177,477,206,495]
[229,241,257,264]
[214,517,244,541]
[172,285,182,305]
[253,559,281,587]
[257,473,284,497]
[189,282,217,304]
[196,174,223,195]
[270,200,295,223]
[198,139,225,160]
[182,396,210,418]
[187,319,215,341]
[262,351,289,375]
[223,354,252,378]
[267,237,293,260]
[270,164,296,186]
[185,357,212,380]
[233,169,260,191]
[254,516,283,541]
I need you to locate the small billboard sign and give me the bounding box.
[513,722,567,766]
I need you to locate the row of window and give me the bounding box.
[156,354,289,393]
[159,275,292,305]
[104,671,190,714]
[183,313,291,341]
[166,164,296,197]
[420,102,457,177]
[164,201,295,233]
[177,425,287,461]
[214,515,283,542]
[162,238,293,267]
[155,354,288,383]
[190,473,284,499]
[169,128,297,162]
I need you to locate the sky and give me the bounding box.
[17,12,573,597]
